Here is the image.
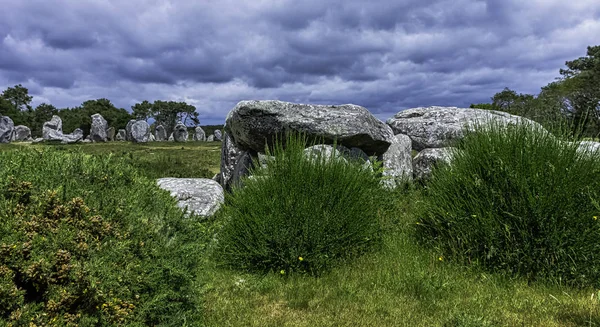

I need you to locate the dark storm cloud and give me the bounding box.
[0,0,599,124]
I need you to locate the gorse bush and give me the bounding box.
[0,149,204,326]
[214,133,384,276]
[417,122,600,287]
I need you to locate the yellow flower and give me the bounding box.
[594,216,598,221]
[438,256,443,261]
[280,269,285,275]
[298,257,304,261]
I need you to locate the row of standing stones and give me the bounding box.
[158,100,600,219]
[0,114,223,145]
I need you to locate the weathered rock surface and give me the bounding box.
[106,127,115,141]
[387,106,540,151]
[413,147,455,181]
[218,132,254,191]
[173,122,188,142]
[225,100,394,156]
[125,119,136,141]
[156,178,224,217]
[576,141,600,154]
[381,134,413,188]
[42,116,83,143]
[0,116,15,143]
[130,120,150,143]
[90,113,108,142]
[303,144,350,163]
[214,129,222,141]
[11,125,31,142]
[207,135,214,142]
[149,133,156,142]
[168,133,174,142]
[193,126,206,141]
[116,129,126,141]
[155,125,167,141]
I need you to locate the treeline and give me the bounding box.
[0,86,221,138]
[471,45,600,137]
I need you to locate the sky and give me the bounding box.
[1,0,599,125]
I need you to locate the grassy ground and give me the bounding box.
[1,141,598,326]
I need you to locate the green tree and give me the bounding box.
[1,84,33,111]
[132,100,200,134]
[131,100,153,120]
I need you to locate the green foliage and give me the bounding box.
[1,84,32,111]
[214,133,384,276]
[132,100,199,135]
[60,99,132,136]
[0,149,204,326]
[417,122,600,287]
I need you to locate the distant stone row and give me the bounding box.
[0,113,222,144]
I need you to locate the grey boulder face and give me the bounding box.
[155,125,167,141]
[43,115,63,139]
[11,125,32,142]
[206,135,214,142]
[149,133,156,142]
[116,129,126,141]
[173,122,188,142]
[218,132,254,191]
[168,133,174,142]
[193,126,206,141]
[381,134,413,189]
[156,178,224,218]
[42,115,83,144]
[387,106,541,151]
[90,113,108,142]
[577,141,600,155]
[226,100,394,156]
[413,147,455,181]
[125,119,136,141]
[106,127,116,141]
[130,120,150,143]
[303,144,350,163]
[214,129,222,141]
[0,116,15,143]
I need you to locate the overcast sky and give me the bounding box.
[1,0,599,125]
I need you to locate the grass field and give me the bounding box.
[1,141,599,326]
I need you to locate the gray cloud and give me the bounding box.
[0,0,599,124]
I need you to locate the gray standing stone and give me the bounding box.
[106,127,115,141]
[116,129,126,141]
[90,113,108,142]
[214,129,222,141]
[168,133,174,142]
[173,122,189,142]
[149,133,156,142]
[386,106,543,151]
[0,116,14,143]
[193,126,206,141]
[11,125,31,142]
[381,134,413,189]
[155,125,167,141]
[157,178,224,218]
[130,120,150,143]
[125,119,136,141]
[43,115,63,139]
[218,132,254,191]
[225,100,394,156]
[207,135,214,142]
[413,148,455,181]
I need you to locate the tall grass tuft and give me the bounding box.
[417,121,600,287]
[214,133,385,276]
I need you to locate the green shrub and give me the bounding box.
[416,122,600,287]
[0,149,204,326]
[214,133,385,276]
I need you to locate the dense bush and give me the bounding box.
[417,122,600,287]
[214,133,385,276]
[0,149,204,326]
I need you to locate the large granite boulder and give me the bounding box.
[116,129,126,141]
[193,126,206,141]
[106,127,115,141]
[173,122,188,142]
[90,113,108,142]
[387,106,541,151]
[43,115,63,139]
[125,119,136,141]
[381,134,413,188]
[42,115,83,143]
[130,120,150,143]
[156,178,224,217]
[11,125,32,142]
[218,132,254,191]
[225,100,394,156]
[214,129,222,141]
[155,125,167,141]
[413,147,455,181]
[0,116,15,143]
